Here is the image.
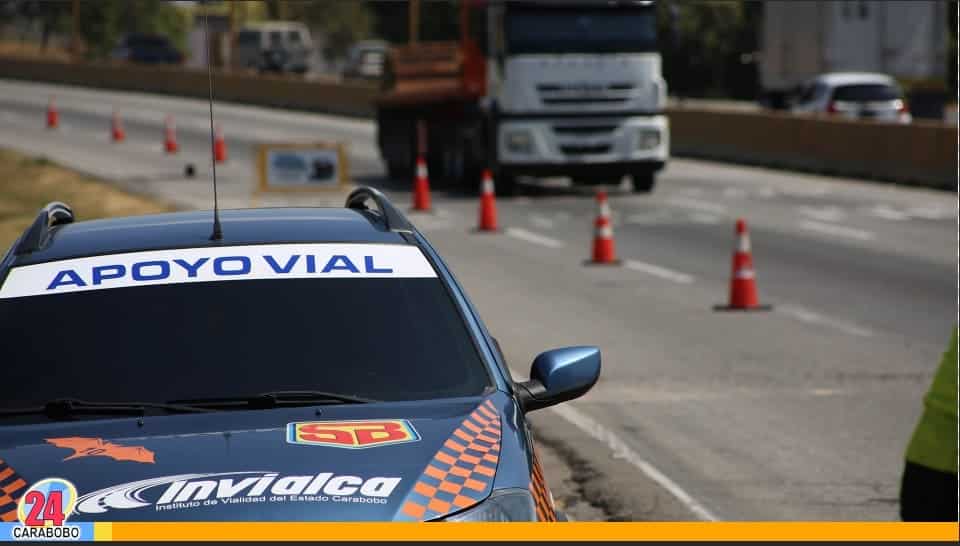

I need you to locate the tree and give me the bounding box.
[368,0,458,44]
[260,1,376,61]
[74,0,189,59]
[658,0,759,99]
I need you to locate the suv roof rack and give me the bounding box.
[345,187,413,233]
[14,201,74,255]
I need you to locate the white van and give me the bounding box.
[234,22,313,74]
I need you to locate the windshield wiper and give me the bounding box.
[167,390,378,410]
[0,398,213,420]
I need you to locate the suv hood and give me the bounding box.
[0,397,507,522]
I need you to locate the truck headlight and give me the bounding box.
[636,129,660,150]
[505,130,533,154]
[443,489,538,522]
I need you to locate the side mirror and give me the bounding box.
[515,346,600,413]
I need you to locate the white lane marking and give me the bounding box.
[865,205,910,221]
[666,197,728,214]
[624,259,695,284]
[505,227,564,249]
[798,220,875,241]
[905,205,955,220]
[529,214,555,230]
[797,205,846,223]
[776,304,875,337]
[549,403,720,521]
[688,212,721,225]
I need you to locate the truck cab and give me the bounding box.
[375,0,668,194]
[490,1,668,192]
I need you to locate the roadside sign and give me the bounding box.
[256,142,349,192]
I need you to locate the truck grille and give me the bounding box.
[560,144,612,155]
[537,82,634,107]
[553,125,617,136]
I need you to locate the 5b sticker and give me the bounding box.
[286,420,420,449]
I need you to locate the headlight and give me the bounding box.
[444,489,538,521]
[505,130,533,154]
[636,129,660,150]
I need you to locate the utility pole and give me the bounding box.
[409,0,420,45]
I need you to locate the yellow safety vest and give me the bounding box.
[905,327,959,475]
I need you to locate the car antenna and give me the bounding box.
[203,8,223,241]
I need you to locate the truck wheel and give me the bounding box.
[495,171,517,197]
[631,172,656,193]
[386,161,408,181]
[439,144,465,189]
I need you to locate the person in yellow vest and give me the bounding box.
[900,326,958,521]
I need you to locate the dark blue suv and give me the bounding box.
[0,188,600,525]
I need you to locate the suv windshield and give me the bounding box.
[833,84,902,102]
[1,271,491,411]
[505,7,657,54]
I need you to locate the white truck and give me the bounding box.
[376,0,669,194]
[759,0,948,110]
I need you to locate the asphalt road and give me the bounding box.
[0,79,955,521]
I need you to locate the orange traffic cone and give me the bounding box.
[163,115,178,154]
[213,124,227,163]
[477,169,498,231]
[588,189,619,265]
[110,110,125,142]
[46,98,58,129]
[412,156,431,211]
[715,218,771,311]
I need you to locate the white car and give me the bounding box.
[234,22,313,74]
[791,73,911,123]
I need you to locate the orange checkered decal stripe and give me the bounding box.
[0,458,28,523]
[398,400,501,521]
[530,446,556,521]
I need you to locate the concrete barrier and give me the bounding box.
[667,107,956,190]
[0,56,378,118]
[0,56,954,189]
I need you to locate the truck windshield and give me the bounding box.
[0,277,491,411]
[505,8,657,55]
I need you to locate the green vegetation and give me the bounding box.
[270,1,376,61]
[658,0,761,99]
[2,0,190,59]
[0,149,174,250]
